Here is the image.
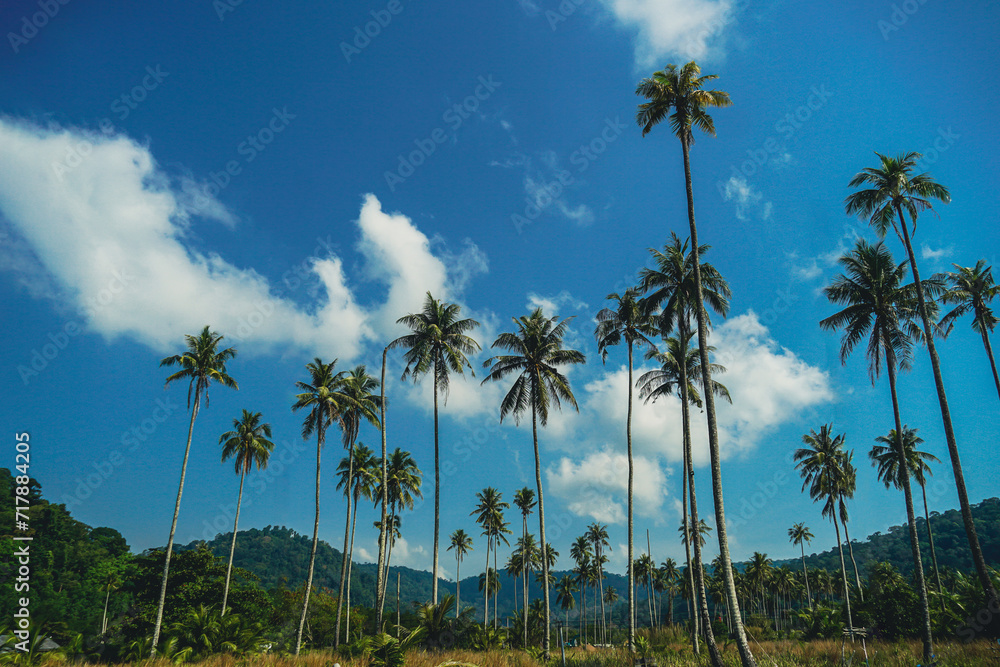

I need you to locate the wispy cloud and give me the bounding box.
[721,175,771,221]
[921,243,953,261]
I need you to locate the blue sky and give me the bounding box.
[2,0,999,579]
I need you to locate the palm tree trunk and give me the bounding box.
[680,134,756,667]
[456,556,462,619]
[101,585,111,635]
[493,542,499,629]
[598,559,607,644]
[484,533,491,625]
[679,321,719,661]
[151,393,200,656]
[895,204,1000,610]
[681,439,699,654]
[221,468,245,616]
[295,426,323,656]
[345,488,361,642]
[800,543,812,609]
[532,403,552,656]
[832,515,854,633]
[396,572,401,637]
[626,341,636,652]
[523,515,529,648]
[335,442,355,647]
[841,519,864,601]
[886,360,933,662]
[433,369,441,605]
[376,347,389,630]
[980,324,1000,401]
[921,482,945,612]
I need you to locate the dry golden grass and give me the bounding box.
[45,638,998,667]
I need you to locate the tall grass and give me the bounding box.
[33,639,998,666]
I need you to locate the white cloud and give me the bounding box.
[564,312,833,466]
[0,119,487,359]
[546,447,669,524]
[598,0,734,66]
[526,290,589,314]
[921,243,953,261]
[721,175,771,221]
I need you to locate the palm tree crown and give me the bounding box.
[161,325,238,407]
[482,308,586,425]
[219,409,274,475]
[635,62,732,142]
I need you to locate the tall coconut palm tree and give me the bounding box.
[940,260,1000,400]
[871,426,945,605]
[788,523,814,609]
[636,62,752,667]
[375,347,390,631]
[448,529,473,619]
[556,575,578,631]
[794,426,856,633]
[835,460,864,601]
[377,448,423,580]
[218,409,274,616]
[514,487,537,646]
[845,154,999,613]
[153,326,238,655]
[571,536,592,642]
[471,487,509,627]
[586,523,611,643]
[390,293,481,604]
[291,357,345,655]
[333,366,382,647]
[637,232,730,660]
[594,288,655,649]
[481,308,585,654]
[336,443,377,642]
[821,239,935,660]
[660,559,680,626]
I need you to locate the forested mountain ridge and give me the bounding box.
[775,497,1000,577]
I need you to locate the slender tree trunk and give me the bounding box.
[523,515,529,647]
[456,556,462,619]
[886,361,934,662]
[494,541,499,629]
[484,533,491,625]
[981,325,1000,401]
[680,321,716,658]
[221,469,245,616]
[376,348,389,630]
[800,543,812,609]
[151,393,200,656]
[335,441,355,648]
[681,428,699,654]
[598,555,606,644]
[101,585,111,635]
[842,519,864,601]
[396,572,401,637]
[626,342,636,652]
[295,426,324,656]
[532,404,552,656]
[895,205,1000,610]
[433,369,441,604]
[832,515,854,634]
[345,488,360,642]
[680,134,757,667]
[921,482,945,612]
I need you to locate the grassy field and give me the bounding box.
[77,637,998,667]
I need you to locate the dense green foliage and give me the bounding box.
[777,497,1000,577]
